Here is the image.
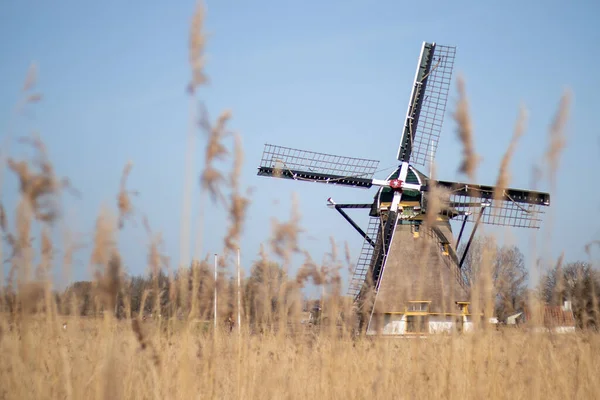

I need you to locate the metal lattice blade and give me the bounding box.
[397,42,456,167]
[347,216,381,301]
[257,143,380,189]
[431,180,550,228]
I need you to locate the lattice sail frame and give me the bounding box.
[347,216,381,299]
[397,42,456,168]
[432,182,550,229]
[410,44,455,167]
[257,143,380,188]
[449,196,545,229]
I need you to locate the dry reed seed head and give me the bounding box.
[224,194,251,255]
[493,106,528,206]
[117,161,136,229]
[148,234,164,278]
[272,160,284,179]
[217,254,228,269]
[200,168,226,202]
[296,252,325,286]
[94,250,123,311]
[18,281,46,314]
[328,236,338,263]
[204,110,232,164]
[327,270,342,292]
[22,62,38,92]
[25,93,43,104]
[41,227,52,258]
[584,240,600,258]
[552,253,566,305]
[223,134,251,255]
[6,136,70,223]
[8,159,56,221]
[453,75,481,181]
[423,184,451,228]
[4,234,19,264]
[91,209,117,266]
[545,89,572,185]
[16,198,33,251]
[187,1,207,94]
[229,133,244,189]
[344,241,353,274]
[200,110,233,203]
[131,318,146,350]
[269,194,303,261]
[270,217,303,260]
[142,215,152,235]
[0,203,6,231]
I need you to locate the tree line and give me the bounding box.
[1,257,331,330]
[459,235,600,329]
[2,236,599,330]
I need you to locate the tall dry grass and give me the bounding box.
[1,2,599,399]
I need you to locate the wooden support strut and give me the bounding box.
[458,204,488,270]
[333,205,376,247]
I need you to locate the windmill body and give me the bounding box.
[256,41,551,336]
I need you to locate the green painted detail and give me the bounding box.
[397,220,420,225]
[377,167,425,204]
[401,206,415,215]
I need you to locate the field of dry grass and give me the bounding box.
[1,2,599,399]
[1,315,599,399]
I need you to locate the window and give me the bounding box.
[407,302,430,312]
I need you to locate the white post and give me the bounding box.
[429,139,434,178]
[236,248,242,400]
[214,253,218,331]
[237,248,242,331]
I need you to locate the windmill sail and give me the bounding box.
[257,143,380,188]
[430,180,550,228]
[347,216,382,300]
[397,42,456,167]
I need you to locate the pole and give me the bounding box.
[214,253,218,331]
[334,206,375,247]
[459,205,487,270]
[237,248,242,331]
[456,213,471,248]
[236,248,242,398]
[429,139,434,178]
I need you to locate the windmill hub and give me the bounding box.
[389,179,403,191]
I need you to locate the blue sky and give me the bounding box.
[1,0,599,292]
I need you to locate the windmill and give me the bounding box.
[256,42,550,335]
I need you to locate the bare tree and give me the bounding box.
[539,261,600,330]
[459,235,499,287]
[494,246,528,320]
[458,235,528,320]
